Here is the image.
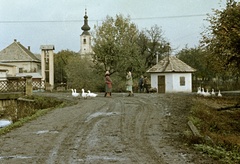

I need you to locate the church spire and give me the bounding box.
[81,9,90,35]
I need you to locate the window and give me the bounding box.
[180,76,185,86]
[83,38,86,44]
[19,68,23,73]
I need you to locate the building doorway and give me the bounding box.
[158,75,165,93]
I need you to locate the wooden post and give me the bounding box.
[187,121,202,137]
[25,75,33,96]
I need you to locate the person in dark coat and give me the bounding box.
[138,75,144,93]
[143,76,149,93]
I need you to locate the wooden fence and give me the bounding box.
[0,77,26,93]
[0,77,42,93]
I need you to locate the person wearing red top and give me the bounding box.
[104,71,112,97]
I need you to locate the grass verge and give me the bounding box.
[186,96,240,164]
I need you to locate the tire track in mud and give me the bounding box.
[69,98,121,163]
[118,94,193,164]
[45,98,111,164]
[0,92,215,164]
[137,94,197,164]
[118,95,166,163]
[72,97,128,163]
[135,98,166,163]
[117,98,142,163]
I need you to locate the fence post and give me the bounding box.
[25,75,33,96]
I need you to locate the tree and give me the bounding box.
[65,56,103,91]
[92,14,142,78]
[176,46,215,80]
[54,50,77,84]
[139,25,170,68]
[201,0,240,72]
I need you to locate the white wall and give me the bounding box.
[150,73,192,93]
[4,62,40,73]
[172,73,192,92]
[80,35,93,55]
[0,70,7,80]
[0,65,17,76]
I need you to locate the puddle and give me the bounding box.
[78,155,126,162]
[35,130,59,135]
[0,155,32,160]
[0,119,12,128]
[85,112,119,122]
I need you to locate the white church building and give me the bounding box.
[79,9,93,56]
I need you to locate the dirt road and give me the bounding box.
[0,92,217,164]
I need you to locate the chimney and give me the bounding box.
[28,46,30,50]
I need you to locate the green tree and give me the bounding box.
[176,46,215,80]
[54,50,77,84]
[201,0,240,72]
[65,56,103,91]
[92,14,142,78]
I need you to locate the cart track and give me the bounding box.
[0,92,218,164]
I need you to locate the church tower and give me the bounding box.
[79,9,93,55]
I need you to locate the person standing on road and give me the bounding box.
[104,71,112,97]
[138,75,144,93]
[126,71,134,97]
[143,76,149,93]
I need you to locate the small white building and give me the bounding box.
[147,56,196,93]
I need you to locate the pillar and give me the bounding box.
[25,75,33,96]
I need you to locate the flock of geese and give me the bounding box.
[71,88,97,99]
[197,87,222,97]
[72,87,223,98]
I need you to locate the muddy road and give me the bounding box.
[0,92,216,164]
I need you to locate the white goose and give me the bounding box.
[71,89,80,97]
[81,89,88,99]
[211,89,215,96]
[201,88,206,96]
[204,89,211,97]
[197,87,201,95]
[87,90,98,97]
[218,90,222,97]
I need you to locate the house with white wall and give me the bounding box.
[0,39,42,89]
[147,56,196,93]
[0,39,41,75]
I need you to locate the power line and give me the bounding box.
[0,14,207,24]
[132,14,207,20]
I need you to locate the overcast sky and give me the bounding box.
[0,0,230,54]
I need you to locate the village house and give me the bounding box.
[0,39,42,89]
[147,56,196,93]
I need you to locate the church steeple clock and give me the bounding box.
[79,9,93,55]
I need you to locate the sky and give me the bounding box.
[0,0,230,54]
